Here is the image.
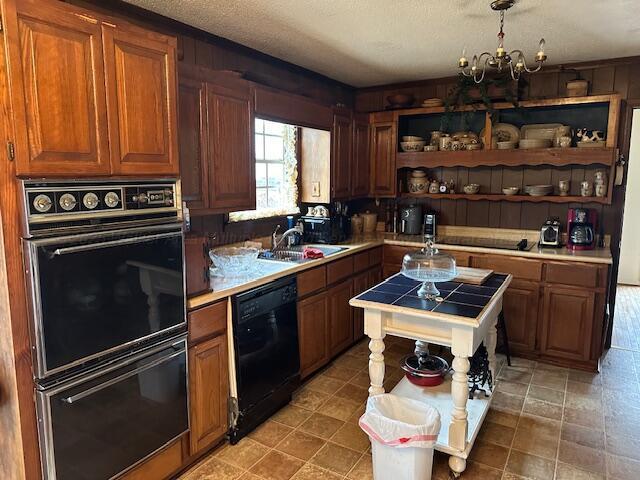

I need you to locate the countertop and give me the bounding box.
[188,228,612,310]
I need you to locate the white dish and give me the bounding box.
[480,123,520,143]
[524,184,553,196]
[521,123,563,140]
[502,187,520,195]
[519,138,552,149]
[402,135,424,142]
[577,140,606,148]
[497,141,517,150]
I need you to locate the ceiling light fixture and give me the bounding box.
[458,0,547,83]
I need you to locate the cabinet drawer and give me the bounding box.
[441,250,471,267]
[327,256,354,285]
[119,437,184,480]
[353,251,369,273]
[369,247,383,267]
[545,262,600,288]
[471,255,543,281]
[297,266,327,297]
[383,245,410,266]
[189,300,226,343]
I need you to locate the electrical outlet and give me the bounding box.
[312,181,321,197]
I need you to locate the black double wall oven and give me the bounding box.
[22,180,189,480]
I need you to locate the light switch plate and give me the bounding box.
[312,181,321,197]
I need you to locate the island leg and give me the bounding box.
[485,313,499,390]
[365,310,386,396]
[449,352,470,477]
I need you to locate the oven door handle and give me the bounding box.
[50,231,181,257]
[60,348,184,405]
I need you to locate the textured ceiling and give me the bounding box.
[123,0,640,87]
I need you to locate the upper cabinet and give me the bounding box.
[178,66,255,214]
[4,0,179,177]
[102,25,179,175]
[370,112,397,197]
[330,112,352,200]
[351,114,370,197]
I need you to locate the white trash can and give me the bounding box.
[359,394,441,480]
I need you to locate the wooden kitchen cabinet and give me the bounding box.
[351,115,370,197]
[179,77,209,209]
[103,24,179,175]
[328,279,354,356]
[369,117,397,197]
[540,286,595,362]
[188,333,229,455]
[297,291,330,378]
[5,0,111,176]
[206,84,255,212]
[352,271,369,341]
[5,0,179,177]
[502,279,539,354]
[331,113,353,200]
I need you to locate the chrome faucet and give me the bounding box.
[271,224,303,250]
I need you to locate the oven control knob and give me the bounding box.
[132,193,148,204]
[104,191,120,208]
[59,193,77,211]
[82,192,99,209]
[33,194,52,213]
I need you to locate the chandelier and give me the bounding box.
[458,0,547,83]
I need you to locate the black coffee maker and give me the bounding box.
[567,208,597,250]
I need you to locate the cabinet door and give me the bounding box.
[103,24,179,175]
[206,84,255,211]
[351,116,370,197]
[502,280,539,354]
[352,271,369,341]
[331,114,352,200]
[328,279,354,356]
[189,334,229,455]
[179,77,208,209]
[297,291,329,379]
[6,0,110,176]
[540,286,595,361]
[368,267,383,288]
[370,121,396,197]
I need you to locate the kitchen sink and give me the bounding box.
[259,245,348,263]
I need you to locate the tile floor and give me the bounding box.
[611,285,640,351]
[180,335,640,480]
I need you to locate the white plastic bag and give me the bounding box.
[359,394,441,448]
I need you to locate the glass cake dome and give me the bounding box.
[401,238,457,299]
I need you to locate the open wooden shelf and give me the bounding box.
[396,147,617,169]
[400,192,611,205]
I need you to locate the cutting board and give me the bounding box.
[454,266,493,285]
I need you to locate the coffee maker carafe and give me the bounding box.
[567,208,597,250]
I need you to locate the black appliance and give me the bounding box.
[22,179,188,480]
[399,204,422,235]
[230,276,300,443]
[424,213,437,238]
[567,208,597,250]
[301,215,350,244]
[539,217,562,247]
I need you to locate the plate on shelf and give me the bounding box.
[480,123,520,143]
[519,138,552,149]
[577,140,606,148]
[521,123,563,140]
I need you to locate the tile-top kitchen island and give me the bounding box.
[349,271,512,477]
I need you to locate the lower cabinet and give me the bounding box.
[540,286,595,362]
[328,279,354,356]
[502,279,539,355]
[298,291,330,379]
[188,334,229,455]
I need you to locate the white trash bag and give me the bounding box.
[359,394,441,480]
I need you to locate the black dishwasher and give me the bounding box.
[230,276,300,443]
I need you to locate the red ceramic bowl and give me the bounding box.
[400,355,449,387]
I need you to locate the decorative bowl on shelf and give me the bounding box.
[400,141,426,152]
[502,186,520,195]
[423,145,438,152]
[466,143,482,151]
[209,247,259,278]
[524,184,554,196]
[497,141,517,150]
[401,354,450,387]
[402,135,424,142]
[387,93,415,108]
[463,184,480,194]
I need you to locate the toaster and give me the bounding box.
[539,217,562,247]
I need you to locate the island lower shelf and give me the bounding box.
[390,375,493,458]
